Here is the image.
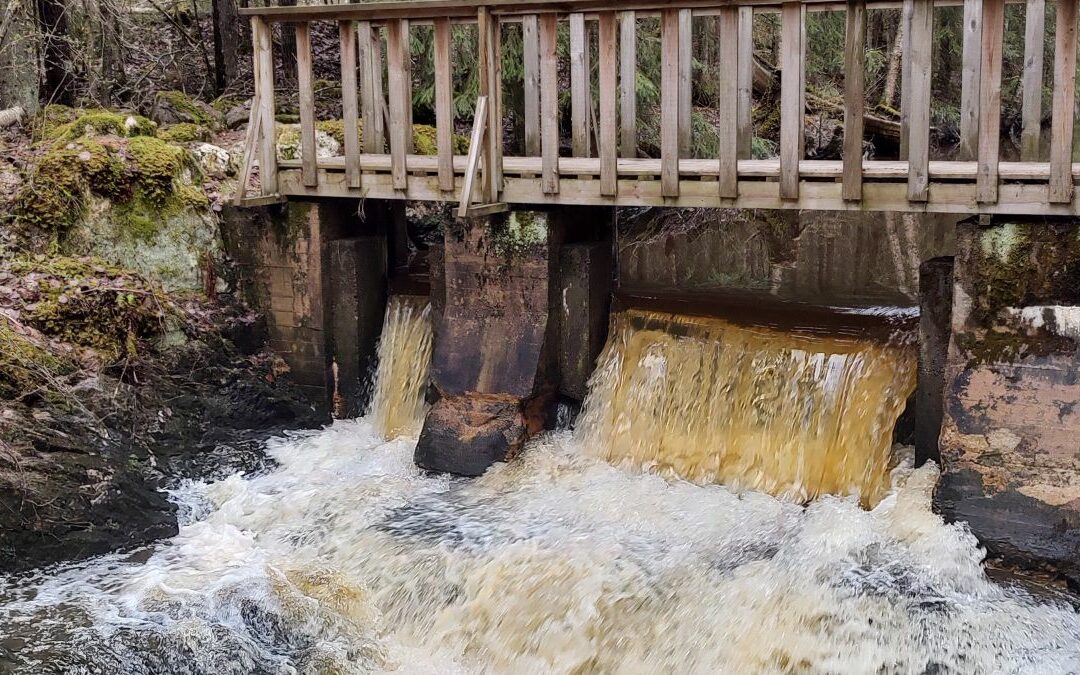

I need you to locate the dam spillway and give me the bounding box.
[577,308,916,505]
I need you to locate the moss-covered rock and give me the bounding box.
[159,123,211,144]
[0,322,77,401]
[45,110,157,142]
[127,136,190,207]
[151,90,223,130]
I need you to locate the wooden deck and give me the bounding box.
[237,0,1080,216]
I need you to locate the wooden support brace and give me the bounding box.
[459,95,489,218]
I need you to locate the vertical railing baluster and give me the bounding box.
[736,6,754,160]
[678,9,693,158]
[434,17,454,192]
[402,19,414,154]
[899,0,913,160]
[779,2,804,200]
[906,0,933,202]
[619,11,637,158]
[539,13,560,195]
[599,12,618,197]
[477,7,500,202]
[717,6,739,199]
[386,18,410,190]
[252,17,277,196]
[976,0,1004,204]
[358,21,384,154]
[661,8,681,198]
[842,0,866,201]
[522,15,541,157]
[1050,0,1078,203]
[339,21,361,189]
[570,13,592,158]
[1021,0,1045,161]
[296,22,317,188]
[958,0,983,160]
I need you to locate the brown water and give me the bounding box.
[578,308,916,505]
[0,299,1078,674]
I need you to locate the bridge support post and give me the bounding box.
[936,216,1080,579]
[415,210,562,475]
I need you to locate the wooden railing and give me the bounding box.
[237,0,1080,216]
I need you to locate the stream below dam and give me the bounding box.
[1,300,1079,674]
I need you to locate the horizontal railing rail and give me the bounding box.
[234,0,1080,216]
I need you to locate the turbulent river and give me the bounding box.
[2,299,1080,673]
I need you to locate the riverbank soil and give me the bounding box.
[937,216,1080,588]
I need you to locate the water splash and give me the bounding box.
[368,295,433,439]
[577,309,917,505]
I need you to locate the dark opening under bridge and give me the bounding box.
[236,0,1080,216]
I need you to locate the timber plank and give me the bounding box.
[523,15,541,156]
[906,0,932,202]
[977,0,1004,203]
[1050,0,1077,202]
[661,9,681,197]
[570,13,592,157]
[1021,0,1045,161]
[386,19,410,190]
[539,13,560,194]
[339,21,362,189]
[434,17,454,191]
[842,0,866,200]
[717,6,739,198]
[959,0,982,160]
[737,6,754,160]
[599,12,619,196]
[620,11,637,158]
[779,2,804,199]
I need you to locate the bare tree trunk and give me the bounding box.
[211,0,240,92]
[36,0,73,105]
[881,21,904,110]
[97,0,126,105]
[0,0,39,112]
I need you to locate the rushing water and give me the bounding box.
[2,302,1080,673]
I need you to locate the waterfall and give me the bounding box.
[577,308,916,505]
[368,295,433,439]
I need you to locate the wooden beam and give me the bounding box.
[958,0,982,160]
[539,13,560,194]
[661,8,681,197]
[717,6,739,198]
[976,0,1004,203]
[619,11,637,158]
[1050,0,1078,202]
[1020,0,1045,161]
[434,17,454,191]
[906,0,932,202]
[294,23,316,189]
[736,5,754,159]
[233,97,262,205]
[570,13,592,157]
[386,18,410,190]
[678,8,693,157]
[522,15,541,156]
[842,0,866,200]
[599,12,618,196]
[252,17,277,195]
[779,2,804,199]
[339,21,362,189]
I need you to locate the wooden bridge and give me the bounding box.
[237,0,1080,216]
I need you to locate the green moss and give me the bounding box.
[411,124,469,155]
[37,104,81,138]
[127,136,188,207]
[275,113,300,124]
[10,257,172,359]
[154,90,219,129]
[0,321,77,401]
[211,94,247,113]
[491,211,547,258]
[47,110,157,142]
[159,123,211,143]
[276,126,302,160]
